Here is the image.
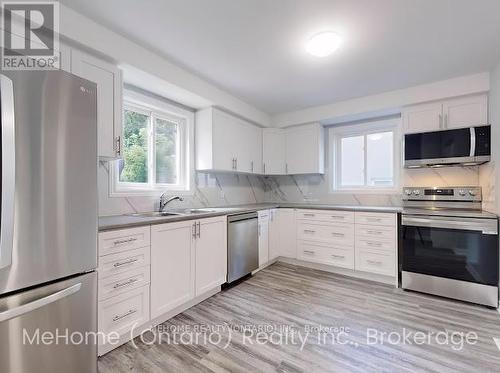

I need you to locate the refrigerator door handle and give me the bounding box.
[0,75,16,270]
[0,283,81,322]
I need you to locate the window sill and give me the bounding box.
[109,188,194,198]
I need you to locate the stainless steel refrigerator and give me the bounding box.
[0,70,98,373]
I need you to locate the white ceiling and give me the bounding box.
[60,0,500,114]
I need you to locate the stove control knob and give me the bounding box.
[468,190,477,196]
[413,190,420,196]
[404,189,412,196]
[458,190,466,196]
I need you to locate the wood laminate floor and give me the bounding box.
[98,263,500,372]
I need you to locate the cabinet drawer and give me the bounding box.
[355,238,396,253]
[297,209,354,224]
[98,247,150,277]
[98,266,150,301]
[355,212,396,227]
[99,226,150,256]
[297,222,354,246]
[355,224,395,241]
[356,249,395,276]
[98,285,150,337]
[297,241,354,270]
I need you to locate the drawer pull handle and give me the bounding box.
[303,229,316,234]
[113,258,139,268]
[366,242,382,247]
[366,218,382,222]
[303,213,315,217]
[303,250,315,255]
[112,309,137,322]
[367,230,382,235]
[367,259,382,265]
[331,215,345,219]
[331,254,345,259]
[113,237,138,246]
[331,233,344,237]
[113,278,139,289]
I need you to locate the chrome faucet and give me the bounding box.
[159,193,184,212]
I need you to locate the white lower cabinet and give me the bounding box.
[294,209,397,278]
[150,216,227,319]
[276,209,297,258]
[150,220,194,319]
[258,210,270,266]
[268,209,280,260]
[195,217,227,296]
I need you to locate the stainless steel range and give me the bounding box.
[400,186,499,307]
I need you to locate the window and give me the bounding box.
[331,118,400,192]
[111,90,193,196]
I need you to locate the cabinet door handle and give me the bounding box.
[367,259,382,265]
[251,161,254,173]
[439,114,443,129]
[113,277,138,289]
[113,237,137,246]
[263,163,266,174]
[444,113,448,128]
[192,222,196,238]
[303,250,315,255]
[235,158,238,170]
[331,254,345,259]
[113,258,138,268]
[197,221,201,238]
[331,232,344,237]
[285,163,288,174]
[112,309,137,322]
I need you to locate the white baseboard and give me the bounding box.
[276,257,397,286]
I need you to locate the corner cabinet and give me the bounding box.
[285,123,325,174]
[150,216,227,319]
[403,93,488,134]
[71,49,123,159]
[196,107,262,174]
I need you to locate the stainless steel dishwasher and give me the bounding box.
[227,212,259,283]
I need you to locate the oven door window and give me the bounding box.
[402,225,498,286]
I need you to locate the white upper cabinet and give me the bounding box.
[196,107,262,174]
[71,49,123,159]
[442,94,488,129]
[402,102,443,134]
[285,123,325,175]
[263,129,286,175]
[403,94,488,134]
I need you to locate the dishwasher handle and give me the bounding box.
[228,212,258,223]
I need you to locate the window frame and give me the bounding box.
[109,90,194,197]
[329,117,401,194]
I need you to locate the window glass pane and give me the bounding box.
[118,109,149,183]
[367,131,393,186]
[340,135,364,186]
[155,117,178,184]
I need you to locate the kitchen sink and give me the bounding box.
[128,211,184,218]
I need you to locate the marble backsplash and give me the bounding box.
[99,161,492,216]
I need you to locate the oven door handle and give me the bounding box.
[402,215,498,235]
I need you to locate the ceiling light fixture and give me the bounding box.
[305,31,342,57]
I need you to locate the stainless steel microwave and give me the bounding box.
[404,125,490,168]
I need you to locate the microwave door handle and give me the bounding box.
[0,75,15,269]
[0,283,81,322]
[470,127,476,157]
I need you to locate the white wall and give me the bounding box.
[481,59,500,213]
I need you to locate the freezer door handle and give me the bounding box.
[0,75,16,270]
[0,283,81,322]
